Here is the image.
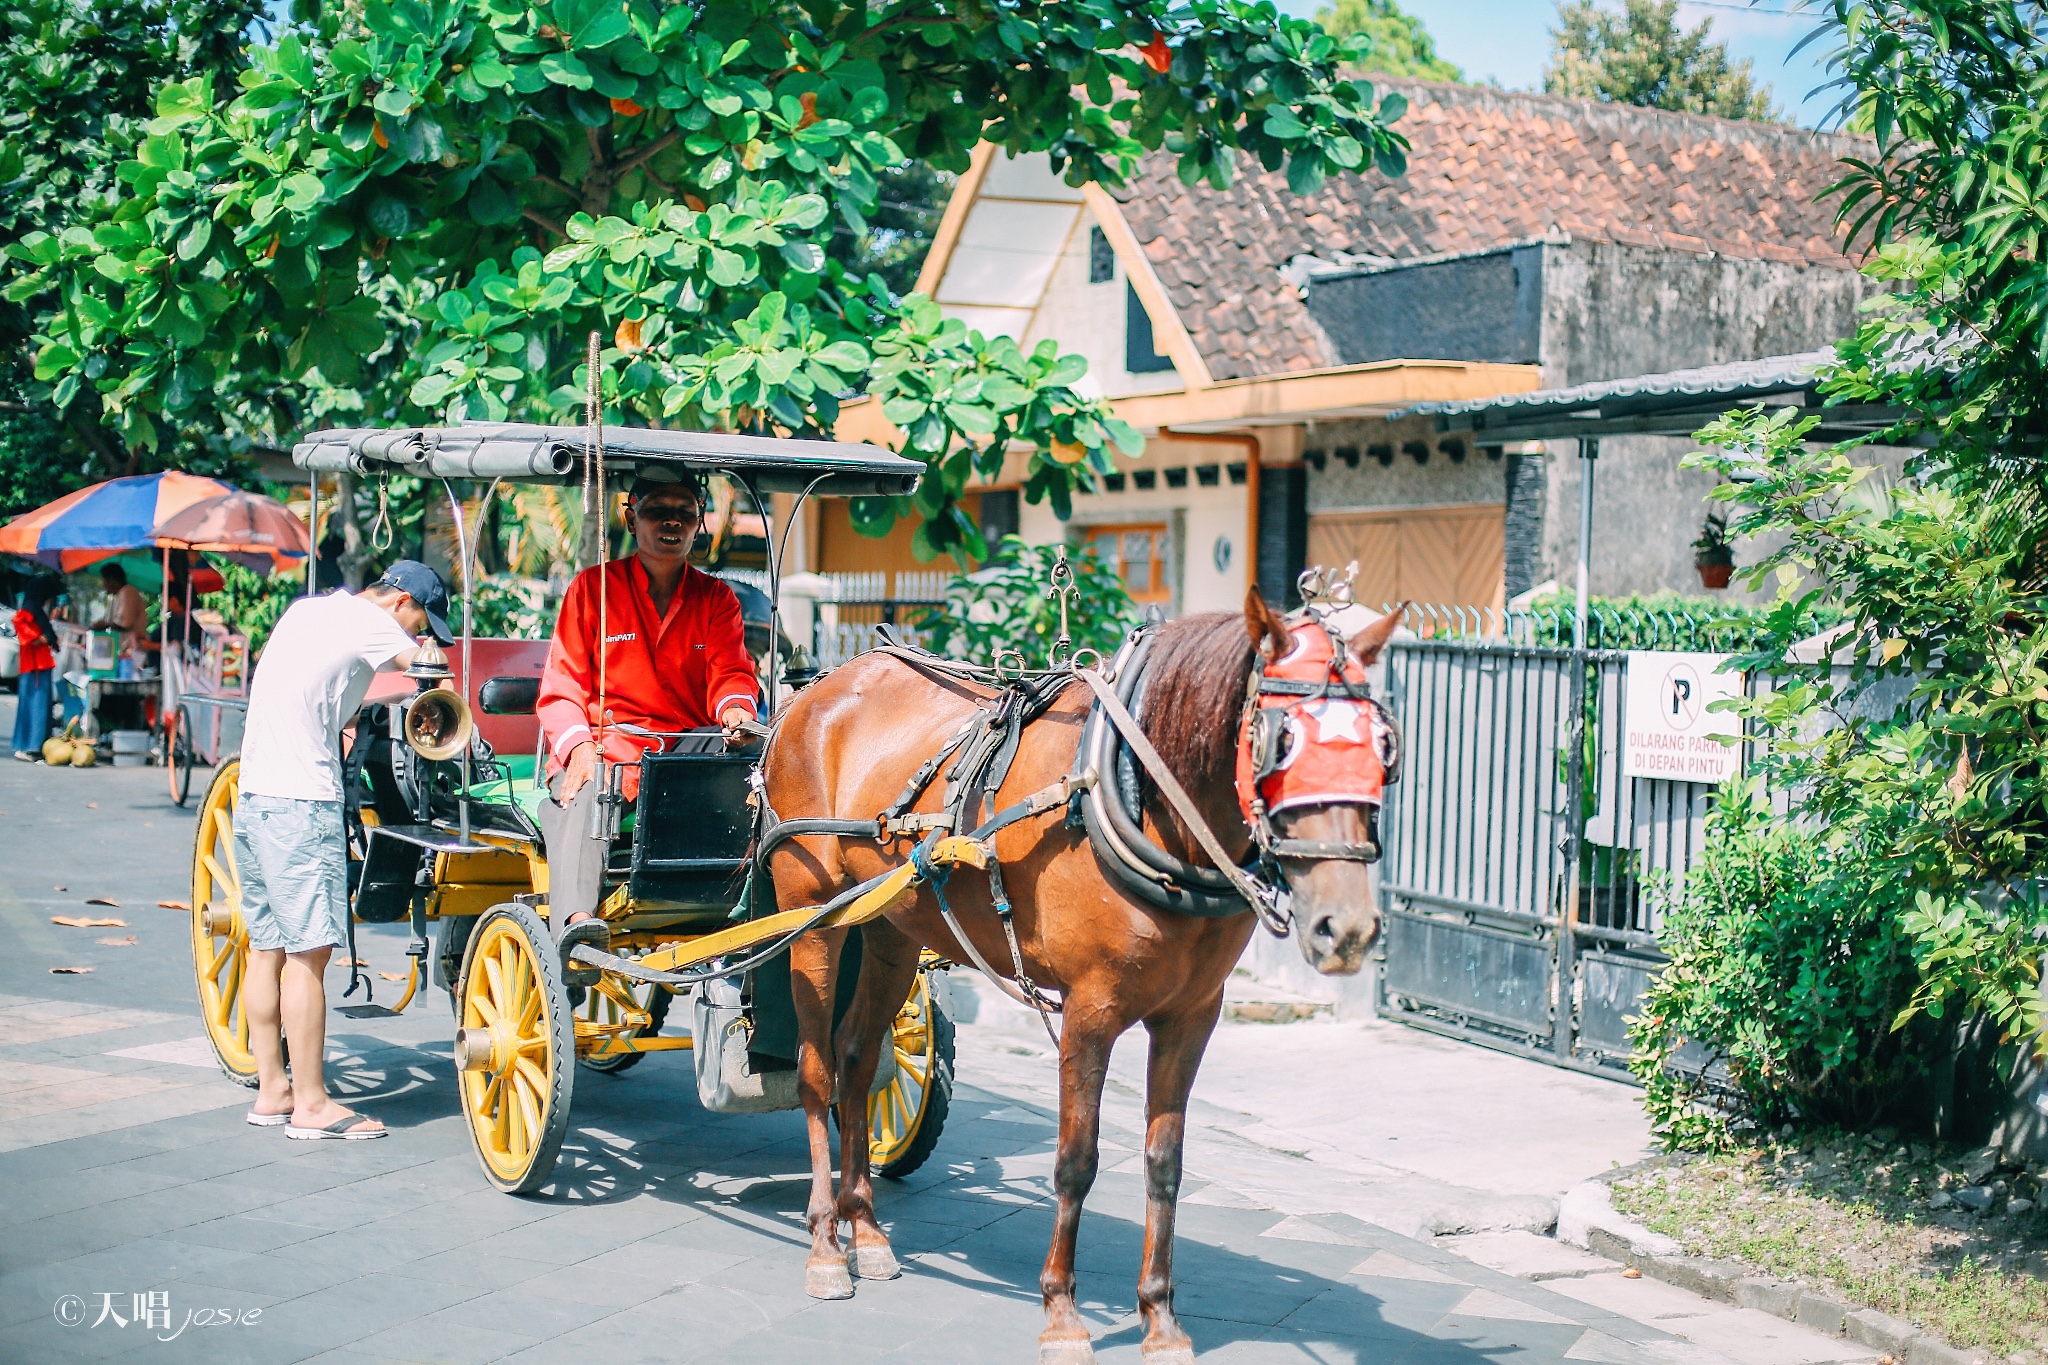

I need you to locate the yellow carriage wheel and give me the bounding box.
[868,970,954,1179]
[190,755,259,1087]
[455,902,574,1194]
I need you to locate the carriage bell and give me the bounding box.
[401,637,475,763]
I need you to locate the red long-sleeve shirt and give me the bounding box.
[12,609,54,673]
[536,559,759,800]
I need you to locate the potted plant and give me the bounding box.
[1693,512,1735,589]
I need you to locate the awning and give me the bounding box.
[1391,350,1922,444]
[291,423,923,497]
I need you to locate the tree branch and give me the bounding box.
[613,130,680,177]
[523,208,567,237]
[532,173,580,201]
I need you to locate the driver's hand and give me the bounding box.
[720,705,758,747]
[559,741,599,801]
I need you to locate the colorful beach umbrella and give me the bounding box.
[152,490,310,571]
[0,471,237,570]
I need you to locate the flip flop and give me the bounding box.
[245,1110,290,1127]
[284,1114,386,1141]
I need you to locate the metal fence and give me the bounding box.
[807,570,950,668]
[1374,636,1726,1079]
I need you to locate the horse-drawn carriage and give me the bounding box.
[187,423,960,1192]
[186,416,1405,1360]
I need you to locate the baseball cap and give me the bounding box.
[628,465,705,506]
[373,560,454,645]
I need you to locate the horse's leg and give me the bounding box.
[1133,1000,1222,1363]
[789,925,853,1299]
[833,919,922,1281]
[1040,1000,1122,1365]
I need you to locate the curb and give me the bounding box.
[1556,1167,1992,1365]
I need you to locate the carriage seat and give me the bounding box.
[479,675,540,715]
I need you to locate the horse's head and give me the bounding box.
[1241,592,1406,975]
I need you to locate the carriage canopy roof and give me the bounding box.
[292,423,922,496]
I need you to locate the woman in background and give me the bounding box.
[11,582,57,761]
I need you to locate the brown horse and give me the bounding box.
[760,591,1402,1363]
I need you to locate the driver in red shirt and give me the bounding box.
[535,467,760,959]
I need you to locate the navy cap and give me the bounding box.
[373,559,454,645]
[627,465,706,506]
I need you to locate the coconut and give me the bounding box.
[69,744,97,768]
[41,737,72,764]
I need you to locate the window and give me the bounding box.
[1125,283,1175,373]
[1088,226,1115,284]
[1087,523,1171,604]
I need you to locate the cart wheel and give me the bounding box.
[869,969,955,1179]
[456,901,574,1194]
[167,706,194,807]
[577,981,673,1075]
[190,755,258,1087]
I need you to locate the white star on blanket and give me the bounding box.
[1302,699,1363,743]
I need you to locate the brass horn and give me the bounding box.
[401,637,473,762]
[404,687,474,761]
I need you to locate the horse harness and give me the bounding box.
[748,612,1402,1040]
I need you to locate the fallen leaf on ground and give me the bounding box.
[1621,1267,1642,1279]
[97,936,137,946]
[85,897,120,907]
[52,916,127,928]
[49,966,93,974]
[53,885,67,892]
[338,957,369,967]
[86,802,98,809]
[377,972,407,982]
[157,900,189,911]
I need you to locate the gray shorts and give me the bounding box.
[235,794,349,954]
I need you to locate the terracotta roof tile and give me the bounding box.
[1113,81,1871,380]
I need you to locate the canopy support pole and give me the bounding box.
[307,474,319,598]
[1572,438,1597,651]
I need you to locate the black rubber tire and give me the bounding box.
[437,914,477,1017]
[455,901,575,1195]
[167,706,194,807]
[577,983,673,1075]
[874,988,954,1180]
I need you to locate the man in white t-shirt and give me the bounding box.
[237,560,451,1140]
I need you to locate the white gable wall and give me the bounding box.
[1022,204,1186,402]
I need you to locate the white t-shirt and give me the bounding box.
[237,591,418,802]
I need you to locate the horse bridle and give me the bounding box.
[1238,610,1391,875]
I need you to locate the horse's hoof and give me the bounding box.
[1142,1347,1197,1365]
[1039,1337,1097,1365]
[850,1245,901,1280]
[805,1261,855,1300]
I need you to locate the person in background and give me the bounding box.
[91,562,149,662]
[10,582,57,761]
[236,560,451,1139]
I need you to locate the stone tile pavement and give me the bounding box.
[0,703,1880,1364]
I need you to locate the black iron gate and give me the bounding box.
[1373,639,1718,1081]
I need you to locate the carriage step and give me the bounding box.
[337,1004,402,1018]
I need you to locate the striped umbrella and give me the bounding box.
[151,490,310,572]
[0,471,238,570]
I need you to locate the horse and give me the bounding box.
[759,589,1403,1363]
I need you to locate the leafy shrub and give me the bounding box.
[1630,781,1926,1149]
[463,573,553,640]
[1516,591,1843,653]
[918,536,1138,668]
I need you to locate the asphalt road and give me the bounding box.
[0,700,1877,1365]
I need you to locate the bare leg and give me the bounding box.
[790,927,853,1299]
[1040,999,1123,1365]
[245,947,292,1116]
[280,948,380,1133]
[835,920,921,1280]
[1135,1000,1222,1363]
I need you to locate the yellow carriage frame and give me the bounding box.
[188,422,959,1194]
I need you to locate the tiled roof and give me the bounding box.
[1114,81,1872,382]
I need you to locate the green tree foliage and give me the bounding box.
[1312,0,1462,80]
[920,536,1137,667]
[0,0,261,510]
[1544,0,1779,122]
[8,0,1412,563]
[832,160,953,302]
[1630,782,1926,1148]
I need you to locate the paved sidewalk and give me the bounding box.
[0,707,1877,1364]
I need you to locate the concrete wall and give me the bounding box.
[1305,415,1509,514]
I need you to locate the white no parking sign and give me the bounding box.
[1621,651,1744,784]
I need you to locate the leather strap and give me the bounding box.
[1072,668,1282,928]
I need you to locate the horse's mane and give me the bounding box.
[1140,611,1258,793]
